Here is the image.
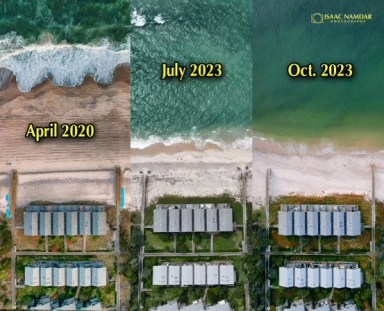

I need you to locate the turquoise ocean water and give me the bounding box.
[131,0,252,148]
[253,1,384,150]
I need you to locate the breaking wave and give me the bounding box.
[0,38,130,93]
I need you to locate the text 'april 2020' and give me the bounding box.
[25,122,96,142]
[287,63,354,78]
[161,62,223,81]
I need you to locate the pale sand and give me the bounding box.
[0,66,130,173]
[253,137,384,207]
[0,174,10,212]
[17,170,116,208]
[130,144,252,211]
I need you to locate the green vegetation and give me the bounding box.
[376,202,384,309]
[176,234,192,253]
[214,229,243,252]
[125,226,143,311]
[194,233,211,252]
[0,0,129,44]
[0,218,11,256]
[145,230,174,253]
[245,208,268,311]
[0,257,11,309]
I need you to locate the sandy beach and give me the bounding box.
[130,142,252,210]
[253,137,384,207]
[0,66,130,173]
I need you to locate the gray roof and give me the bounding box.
[153,209,168,233]
[346,267,361,289]
[346,211,361,236]
[307,267,320,288]
[207,264,219,285]
[319,212,332,236]
[52,212,65,236]
[79,212,92,235]
[218,208,233,232]
[150,301,179,311]
[168,265,181,286]
[279,266,294,287]
[306,211,319,236]
[320,266,333,288]
[168,209,181,233]
[181,265,194,286]
[39,212,52,236]
[181,208,193,232]
[40,265,52,286]
[278,211,293,236]
[333,212,345,236]
[25,265,40,286]
[150,300,232,311]
[53,265,66,287]
[153,205,234,233]
[193,264,206,285]
[91,265,107,287]
[79,265,92,287]
[153,264,235,287]
[193,209,206,232]
[66,212,79,236]
[24,212,39,236]
[293,211,306,236]
[92,212,107,235]
[219,265,235,285]
[66,265,79,287]
[206,209,218,232]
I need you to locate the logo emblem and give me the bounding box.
[311,13,324,24]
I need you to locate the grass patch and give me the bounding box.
[214,229,243,252]
[48,236,65,252]
[176,234,193,253]
[144,230,174,253]
[194,233,211,252]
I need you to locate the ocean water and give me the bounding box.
[131,0,252,149]
[253,0,384,150]
[0,1,130,92]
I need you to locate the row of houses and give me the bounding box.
[25,262,107,287]
[153,204,233,233]
[30,297,102,311]
[152,263,235,286]
[150,300,233,311]
[278,205,361,236]
[277,299,358,311]
[24,209,107,236]
[279,263,362,289]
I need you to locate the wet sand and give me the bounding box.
[0,66,130,173]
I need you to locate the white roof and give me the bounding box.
[333,211,345,236]
[79,266,92,287]
[66,266,79,287]
[306,211,319,236]
[279,266,294,288]
[346,212,361,236]
[207,265,219,285]
[40,266,52,286]
[319,212,332,236]
[168,265,181,286]
[320,266,333,288]
[307,267,319,288]
[333,267,346,288]
[53,266,66,287]
[346,267,361,289]
[153,265,168,286]
[294,266,307,288]
[181,265,194,286]
[219,265,235,285]
[193,264,207,285]
[25,266,40,286]
[92,266,107,287]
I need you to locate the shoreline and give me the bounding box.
[253,137,384,206]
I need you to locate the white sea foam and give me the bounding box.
[154,14,166,24]
[132,9,147,27]
[0,43,130,92]
[131,135,252,151]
